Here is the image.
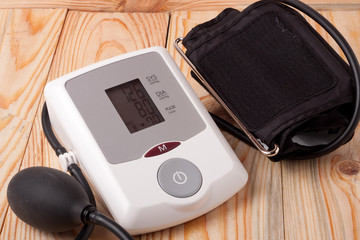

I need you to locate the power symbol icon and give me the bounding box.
[173,171,187,184]
[158,159,202,198]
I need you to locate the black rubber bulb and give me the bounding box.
[7,167,91,232]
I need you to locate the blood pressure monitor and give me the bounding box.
[44,47,248,234]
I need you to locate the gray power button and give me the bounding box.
[157,158,202,198]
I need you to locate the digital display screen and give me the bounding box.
[105,79,165,133]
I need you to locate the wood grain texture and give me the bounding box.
[0,10,170,240]
[0,5,359,240]
[0,0,359,12]
[282,11,360,240]
[1,104,115,239]
[135,0,360,12]
[0,8,66,237]
[49,11,169,79]
[167,9,360,240]
[301,11,360,60]
[166,10,285,240]
[0,0,121,12]
[282,147,360,240]
[0,97,77,239]
[281,10,360,240]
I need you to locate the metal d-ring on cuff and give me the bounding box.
[174,37,280,157]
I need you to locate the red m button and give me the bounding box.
[144,142,181,158]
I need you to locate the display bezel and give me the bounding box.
[65,52,206,164]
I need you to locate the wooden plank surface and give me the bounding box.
[166,10,285,240]
[0,0,359,12]
[0,8,67,237]
[282,10,360,240]
[0,4,359,240]
[48,11,169,79]
[1,10,171,240]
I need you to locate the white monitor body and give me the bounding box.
[44,47,248,234]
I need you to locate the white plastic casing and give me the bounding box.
[44,47,248,235]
